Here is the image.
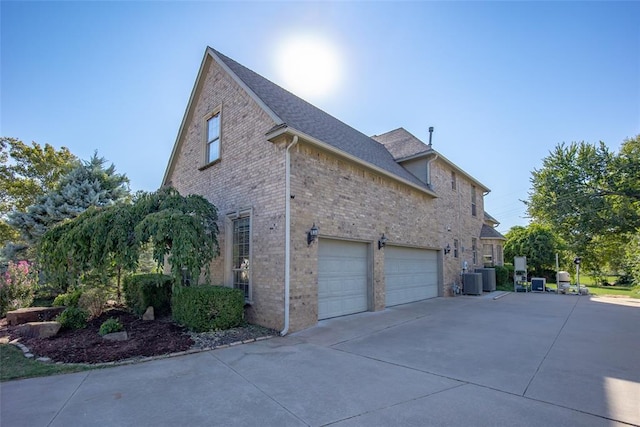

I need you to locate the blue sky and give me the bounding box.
[2,1,638,234]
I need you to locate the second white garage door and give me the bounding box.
[385,246,438,307]
[318,239,369,320]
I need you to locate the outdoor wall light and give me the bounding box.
[307,223,319,246]
[378,233,388,250]
[444,244,451,255]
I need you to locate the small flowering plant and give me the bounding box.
[0,260,37,317]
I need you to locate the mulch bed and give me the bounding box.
[0,309,277,364]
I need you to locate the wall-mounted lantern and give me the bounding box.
[444,244,451,255]
[378,233,388,250]
[307,223,319,246]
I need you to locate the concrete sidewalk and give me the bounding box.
[1,293,639,426]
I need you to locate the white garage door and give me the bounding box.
[318,239,369,320]
[385,246,438,307]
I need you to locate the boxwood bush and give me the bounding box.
[52,288,83,308]
[99,317,123,336]
[123,274,173,316]
[56,307,89,330]
[172,285,244,332]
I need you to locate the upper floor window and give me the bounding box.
[451,171,457,191]
[453,239,459,258]
[471,185,477,217]
[206,112,221,164]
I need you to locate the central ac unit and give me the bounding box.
[463,273,483,295]
[475,268,496,292]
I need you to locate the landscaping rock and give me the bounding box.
[6,307,65,326]
[142,306,154,321]
[15,321,62,339]
[102,331,128,342]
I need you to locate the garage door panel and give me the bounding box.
[385,246,438,307]
[318,239,368,320]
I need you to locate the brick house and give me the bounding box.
[163,47,506,333]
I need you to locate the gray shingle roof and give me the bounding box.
[210,48,427,188]
[480,224,506,240]
[371,128,433,160]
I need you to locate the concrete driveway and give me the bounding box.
[2,293,639,426]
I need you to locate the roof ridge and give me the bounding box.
[210,47,389,149]
[208,47,428,189]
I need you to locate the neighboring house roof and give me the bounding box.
[480,224,506,240]
[200,48,432,192]
[372,128,490,193]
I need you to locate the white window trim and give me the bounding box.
[203,106,222,167]
[225,207,253,302]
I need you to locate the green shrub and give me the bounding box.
[56,307,89,330]
[172,285,244,332]
[494,265,509,287]
[52,288,83,308]
[123,274,173,316]
[78,288,107,319]
[98,317,123,336]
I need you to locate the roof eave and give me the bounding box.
[162,50,212,186]
[162,47,284,187]
[397,149,491,193]
[267,127,438,198]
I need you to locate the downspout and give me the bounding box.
[426,153,438,187]
[281,135,298,336]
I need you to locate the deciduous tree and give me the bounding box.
[503,224,563,277]
[526,136,640,274]
[0,137,76,245]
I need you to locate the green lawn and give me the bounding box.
[498,277,640,299]
[0,344,95,382]
[578,275,640,298]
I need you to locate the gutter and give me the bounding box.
[266,127,438,198]
[280,135,298,336]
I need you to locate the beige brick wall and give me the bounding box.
[165,55,492,332]
[428,159,485,295]
[287,144,443,331]
[165,57,287,331]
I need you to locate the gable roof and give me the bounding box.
[371,127,433,160]
[372,127,490,193]
[162,49,437,196]
[208,48,430,190]
[480,223,506,240]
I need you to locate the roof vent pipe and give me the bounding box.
[428,126,434,147]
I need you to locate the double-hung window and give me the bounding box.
[483,244,494,267]
[471,185,477,217]
[206,112,221,164]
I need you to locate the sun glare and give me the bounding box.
[276,35,342,99]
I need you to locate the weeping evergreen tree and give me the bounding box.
[39,187,219,296]
[8,153,129,244]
